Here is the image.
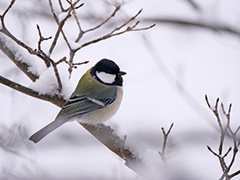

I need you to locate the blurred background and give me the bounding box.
[0,0,240,179]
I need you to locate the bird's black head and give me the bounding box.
[90,59,126,86]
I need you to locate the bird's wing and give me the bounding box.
[59,85,117,118]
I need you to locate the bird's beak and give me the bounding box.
[118,71,127,76]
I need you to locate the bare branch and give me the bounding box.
[48,1,72,55]
[0,27,51,67]
[0,34,39,82]
[70,3,85,42]
[205,94,211,109]
[206,96,240,179]
[0,75,64,107]
[142,18,240,38]
[51,62,63,92]
[35,24,63,92]
[229,170,240,179]
[36,24,52,51]
[109,23,155,37]
[1,7,51,69]
[0,0,16,26]
[207,145,219,157]
[58,0,66,12]
[48,0,86,78]
[77,21,155,51]
[223,147,232,159]
[111,8,143,33]
[55,57,89,69]
[48,0,83,56]
[48,0,59,23]
[221,103,232,121]
[159,123,174,163]
[78,5,121,39]
[128,23,156,32]
[205,95,225,155]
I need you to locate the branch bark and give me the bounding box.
[0,34,39,82]
[0,75,64,107]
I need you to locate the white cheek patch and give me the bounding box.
[96,71,116,84]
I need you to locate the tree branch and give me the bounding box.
[159,123,174,164]
[0,34,39,82]
[206,95,240,180]
[81,124,148,177]
[78,5,121,39]
[48,0,73,55]
[0,75,64,107]
[76,12,155,51]
[142,18,240,37]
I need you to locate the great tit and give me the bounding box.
[29,59,126,143]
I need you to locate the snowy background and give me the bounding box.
[1,0,240,179]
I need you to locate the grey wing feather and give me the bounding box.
[61,88,117,118]
[60,95,105,118]
[29,87,117,143]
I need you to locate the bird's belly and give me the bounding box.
[77,87,123,124]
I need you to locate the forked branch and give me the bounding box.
[159,123,174,164]
[205,95,240,180]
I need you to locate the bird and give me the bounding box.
[29,58,126,143]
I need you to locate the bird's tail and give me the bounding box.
[29,118,66,143]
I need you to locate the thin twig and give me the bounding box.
[205,94,211,109]
[0,0,16,25]
[70,3,85,42]
[76,22,154,51]
[223,147,232,159]
[159,123,174,163]
[48,0,59,23]
[207,145,219,157]
[58,0,66,12]
[65,0,84,42]
[55,57,89,69]
[35,24,63,92]
[77,5,121,41]
[48,1,72,55]
[36,25,52,51]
